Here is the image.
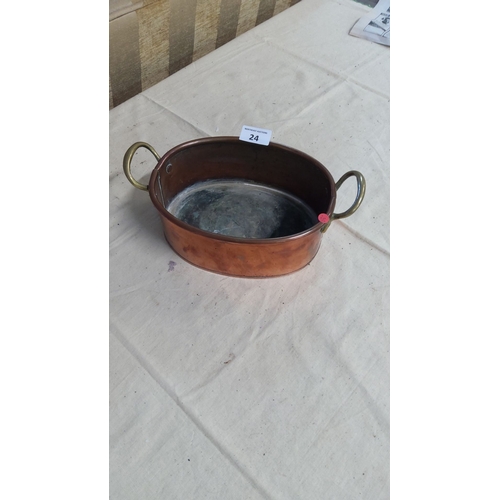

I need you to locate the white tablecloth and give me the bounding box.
[110,0,389,498]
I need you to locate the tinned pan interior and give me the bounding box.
[149,137,336,242]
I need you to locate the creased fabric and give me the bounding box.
[109,0,303,108]
[110,0,389,498]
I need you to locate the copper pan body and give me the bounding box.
[123,137,365,278]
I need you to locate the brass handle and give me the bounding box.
[321,171,366,233]
[123,142,160,191]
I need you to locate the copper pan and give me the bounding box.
[123,137,365,278]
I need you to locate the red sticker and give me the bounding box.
[318,213,330,223]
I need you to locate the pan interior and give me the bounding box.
[166,179,318,239]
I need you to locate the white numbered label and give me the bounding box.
[239,125,272,146]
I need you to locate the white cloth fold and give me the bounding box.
[110,0,389,498]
